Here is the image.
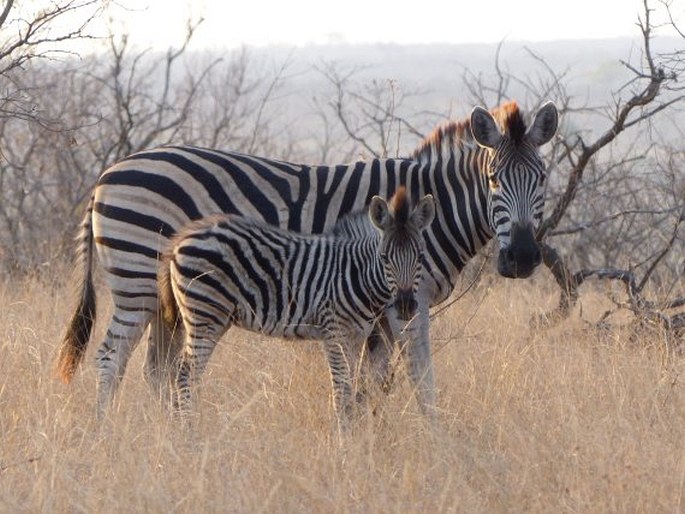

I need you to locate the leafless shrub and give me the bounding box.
[0,0,104,272]
[0,15,293,273]
[535,1,685,338]
[179,47,299,159]
[311,61,437,161]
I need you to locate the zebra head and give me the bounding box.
[369,187,436,320]
[471,101,558,278]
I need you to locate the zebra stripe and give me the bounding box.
[55,100,558,420]
[159,189,435,428]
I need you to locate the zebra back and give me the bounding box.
[159,188,435,340]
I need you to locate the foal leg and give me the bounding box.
[364,313,397,394]
[144,314,184,405]
[386,299,437,419]
[174,324,225,416]
[322,337,355,433]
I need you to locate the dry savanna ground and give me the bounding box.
[0,269,683,513]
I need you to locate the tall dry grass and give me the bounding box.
[0,271,683,513]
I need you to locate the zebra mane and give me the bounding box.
[331,186,413,240]
[494,101,527,144]
[329,210,374,240]
[389,186,410,224]
[412,100,527,163]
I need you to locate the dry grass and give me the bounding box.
[0,272,683,513]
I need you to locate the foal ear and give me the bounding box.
[526,101,558,146]
[411,194,435,230]
[369,195,391,231]
[471,106,503,149]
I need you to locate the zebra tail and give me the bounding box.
[55,194,97,384]
[158,253,179,333]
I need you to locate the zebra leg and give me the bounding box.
[387,300,437,419]
[144,314,184,404]
[365,314,397,394]
[174,326,222,416]
[322,337,355,432]
[95,308,152,420]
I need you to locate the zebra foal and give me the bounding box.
[158,187,435,427]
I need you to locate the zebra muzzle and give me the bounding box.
[498,223,542,279]
[393,290,418,321]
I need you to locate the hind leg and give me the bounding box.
[174,324,225,416]
[95,307,152,420]
[144,314,184,404]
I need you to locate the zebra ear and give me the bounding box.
[471,106,502,149]
[368,195,391,231]
[526,101,558,146]
[412,194,435,230]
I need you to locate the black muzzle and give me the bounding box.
[497,223,542,279]
[393,289,418,321]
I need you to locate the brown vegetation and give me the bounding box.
[1,274,683,512]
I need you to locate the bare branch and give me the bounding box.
[537,5,673,240]
[636,207,684,291]
[0,0,13,30]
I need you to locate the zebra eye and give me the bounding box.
[489,176,500,190]
[539,173,546,185]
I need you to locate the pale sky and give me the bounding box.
[106,0,674,49]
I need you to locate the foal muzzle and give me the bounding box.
[393,289,418,321]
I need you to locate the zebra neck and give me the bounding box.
[337,236,393,313]
[420,145,495,269]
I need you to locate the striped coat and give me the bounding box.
[159,188,435,427]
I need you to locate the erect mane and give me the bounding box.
[411,101,528,162]
[390,186,410,224]
[330,210,373,239]
[330,186,413,239]
[411,118,472,162]
[494,101,526,144]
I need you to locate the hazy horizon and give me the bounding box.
[103,0,667,50]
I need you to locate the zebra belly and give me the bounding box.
[232,308,372,344]
[235,319,324,341]
[227,276,334,341]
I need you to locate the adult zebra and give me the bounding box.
[159,188,435,429]
[56,100,558,419]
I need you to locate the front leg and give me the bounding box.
[364,314,397,394]
[386,297,437,419]
[321,336,354,432]
[321,326,369,434]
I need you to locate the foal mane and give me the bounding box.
[389,186,410,224]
